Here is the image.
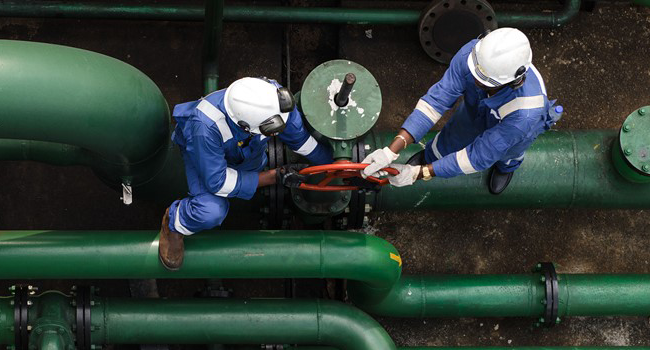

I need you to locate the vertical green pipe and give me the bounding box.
[92,298,397,350]
[203,0,224,94]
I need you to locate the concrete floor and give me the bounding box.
[1,0,650,348]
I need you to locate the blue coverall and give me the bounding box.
[168,85,333,235]
[401,39,557,178]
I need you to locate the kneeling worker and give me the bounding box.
[363,28,561,192]
[159,77,333,270]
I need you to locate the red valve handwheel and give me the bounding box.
[297,161,399,192]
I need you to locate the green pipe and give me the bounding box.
[0,139,92,167]
[0,298,12,345]
[0,231,400,292]
[498,0,581,28]
[92,298,396,349]
[349,274,650,318]
[0,40,170,188]
[367,130,650,211]
[203,0,224,94]
[0,2,580,27]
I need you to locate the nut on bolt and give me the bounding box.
[623,124,631,132]
[639,108,646,116]
[624,148,633,156]
[643,165,650,173]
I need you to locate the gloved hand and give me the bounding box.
[277,164,309,188]
[343,177,382,192]
[387,164,421,187]
[361,147,399,178]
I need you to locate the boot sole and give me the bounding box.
[159,252,182,271]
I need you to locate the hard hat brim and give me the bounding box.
[467,45,500,88]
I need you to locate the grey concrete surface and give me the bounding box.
[1,0,650,348]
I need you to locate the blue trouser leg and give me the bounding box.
[495,152,525,173]
[168,149,230,235]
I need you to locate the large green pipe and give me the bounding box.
[0,230,400,293]
[280,347,650,350]
[349,274,650,318]
[366,130,650,210]
[0,40,170,188]
[0,2,580,27]
[92,298,395,349]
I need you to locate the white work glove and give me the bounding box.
[361,147,399,177]
[387,164,421,187]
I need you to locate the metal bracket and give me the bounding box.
[121,183,133,205]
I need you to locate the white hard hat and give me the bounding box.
[224,77,295,135]
[467,28,532,88]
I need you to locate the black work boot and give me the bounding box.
[488,167,514,195]
[158,207,185,270]
[406,150,426,166]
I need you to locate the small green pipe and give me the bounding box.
[349,274,650,318]
[498,0,581,28]
[0,139,92,166]
[92,298,396,349]
[0,2,580,28]
[0,231,401,292]
[203,0,224,94]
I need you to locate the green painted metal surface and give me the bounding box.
[613,107,650,183]
[0,39,170,188]
[203,0,224,94]
[93,298,396,349]
[349,274,650,318]
[0,298,12,345]
[0,231,400,292]
[367,130,650,210]
[28,293,75,350]
[300,60,381,141]
[284,347,650,350]
[0,2,580,28]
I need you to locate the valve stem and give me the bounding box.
[334,73,356,107]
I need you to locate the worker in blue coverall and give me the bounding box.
[363,28,559,193]
[159,77,333,270]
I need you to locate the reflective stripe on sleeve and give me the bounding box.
[295,136,318,156]
[415,99,442,124]
[497,95,545,119]
[431,133,443,160]
[529,65,547,96]
[174,205,194,235]
[197,99,233,142]
[215,167,238,197]
[456,148,477,174]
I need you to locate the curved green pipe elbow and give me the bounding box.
[0,40,170,186]
[93,298,396,350]
[0,230,401,292]
[498,0,581,28]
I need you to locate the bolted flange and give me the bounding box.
[613,106,650,183]
[418,0,498,64]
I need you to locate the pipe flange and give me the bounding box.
[75,286,92,350]
[536,262,559,327]
[419,0,498,64]
[266,137,291,229]
[13,285,29,350]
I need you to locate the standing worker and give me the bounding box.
[363,28,561,192]
[159,77,333,270]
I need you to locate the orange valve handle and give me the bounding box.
[297,162,399,192]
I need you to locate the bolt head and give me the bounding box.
[27,325,32,331]
[364,145,371,151]
[555,317,561,324]
[541,299,547,305]
[643,165,650,172]
[539,317,545,323]
[540,276,546,283]
[625,148,633,156]
[640,108,646,115]
[623,124,631,132]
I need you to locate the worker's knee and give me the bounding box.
[193,194,230,229]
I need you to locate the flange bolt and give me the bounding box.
[643,165,649,173]
[623,124,631,132]
[639,108,646,116]
[625,148,633,156]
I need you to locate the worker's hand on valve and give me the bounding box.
[277,164,309,188]
[386,164,421,187]
[361,147,399,178]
